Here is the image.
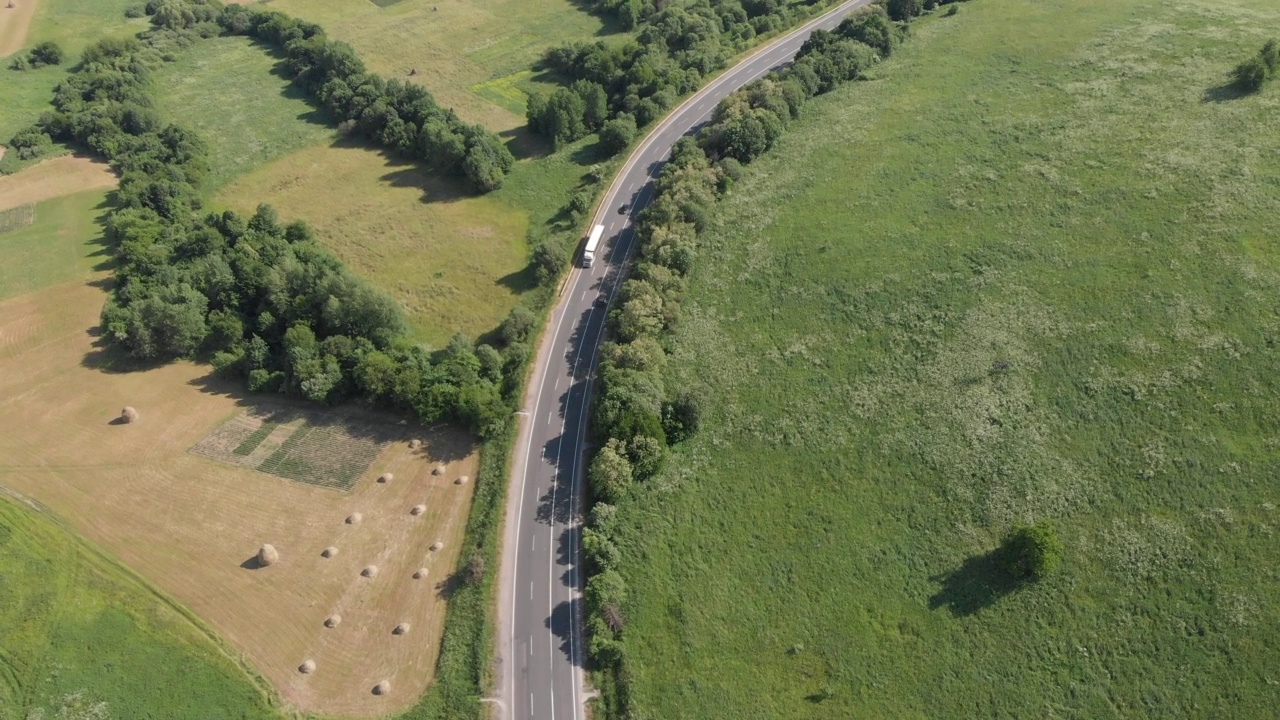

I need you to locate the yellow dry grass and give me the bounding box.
[0,276,480,717]
[0,0,37,58]
[0,154,117,212]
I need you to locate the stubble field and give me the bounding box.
[608,0,1280,717]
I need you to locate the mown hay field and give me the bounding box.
[610,0,1280,717]
[258,0,609,131]
[0,494,280,720]
[0,190,481,715]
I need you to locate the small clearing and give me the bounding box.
[0,0,37,58]
[0,154,116,212]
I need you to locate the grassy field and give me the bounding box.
[0,189,112,300]
[152,35,336,191]
[610,0,1280,717]
[259,0,609,130]
[0,495,278,720]
[0,0,145,143]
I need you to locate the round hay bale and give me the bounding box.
[431,465,445,476]
[377,472,393,484]
[393,622,411,635]
[413,568,428,579]
[410,504,426,516]
[430,541,443,552]
[346,512,362,525]
[120,406,139,424]
[373,680,391,696]
[324,614,341,628]
[299,659,316,674]
[361,565,379,578]
[408,439,422,450]
[321,546,338,559]
[454,475,469,485]
[257,544,279,566]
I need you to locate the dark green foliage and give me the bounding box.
[887,0,921,22]
[599,113,638,155]
[1232,40,1279,93]
[217,4,513,191]
[9,41,65,70]
[1234,56,1268,92]
[1000,521,1064,580]
[837,10,902,57]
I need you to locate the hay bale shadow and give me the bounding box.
[240,554,268,570]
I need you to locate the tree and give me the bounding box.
[500,305,537,344]
[28,41,65,67]
[599,114,637,155]
[886,0,920,22]
[588,438,633,502]
[1234,56,1269,93]
[1000,521,1063,580]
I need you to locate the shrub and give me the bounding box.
[1261,39,1280,74]
[599,114,638,156]
[28,41,65,67]
[1234,56,1268,93]
[1000,521,1064,580]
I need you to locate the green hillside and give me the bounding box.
[609,0,1280,717]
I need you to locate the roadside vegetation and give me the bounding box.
[593,0,1280,716]
[0,497,278,719]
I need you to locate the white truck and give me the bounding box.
[582,223,605,267]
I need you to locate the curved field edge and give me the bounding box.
[0,489,283,719]
[607,0,1280,718]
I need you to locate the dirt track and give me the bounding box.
[0,155,117,212]
[0,0,37,58]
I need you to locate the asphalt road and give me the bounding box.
[496,1,872,717]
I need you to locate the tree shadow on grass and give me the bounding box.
[928,548,1025,617]
[1203,82,1251,103]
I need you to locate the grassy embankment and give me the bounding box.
[611,0,1280,717]
[0,496,278,720]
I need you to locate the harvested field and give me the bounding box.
[0,278,480,717]
[0,154,117,211]
[0,203,35,233]
[0,0,37,58]
[192,407,399,491]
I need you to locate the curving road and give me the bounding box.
[495,1,872,717]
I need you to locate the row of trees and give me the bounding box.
[527,0,830,151]
[10,2,533,438]
[216,4,515,191]
[701,11,899,162]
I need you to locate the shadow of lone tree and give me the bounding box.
[929,521,1063,617]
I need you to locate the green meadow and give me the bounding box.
[0,497,278,720]
[608,0,1280,717]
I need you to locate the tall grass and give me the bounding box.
[608,0,1280,717]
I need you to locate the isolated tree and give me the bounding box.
[1234,56,1269,92]
[1000,521,1064,580]
[28,41,65,67]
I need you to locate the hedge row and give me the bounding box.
[527,0,840,150]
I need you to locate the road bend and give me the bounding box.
[496,1,872,717]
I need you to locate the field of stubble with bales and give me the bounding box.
[603,0,1280,717]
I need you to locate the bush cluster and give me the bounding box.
[216,4,514,191]
[1234,39,1280,93]
[528,0,832,153]
[8,41,65,71]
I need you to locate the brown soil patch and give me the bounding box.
[0,278,479,717]
[0,0,37,58]
[0,155,118,213]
